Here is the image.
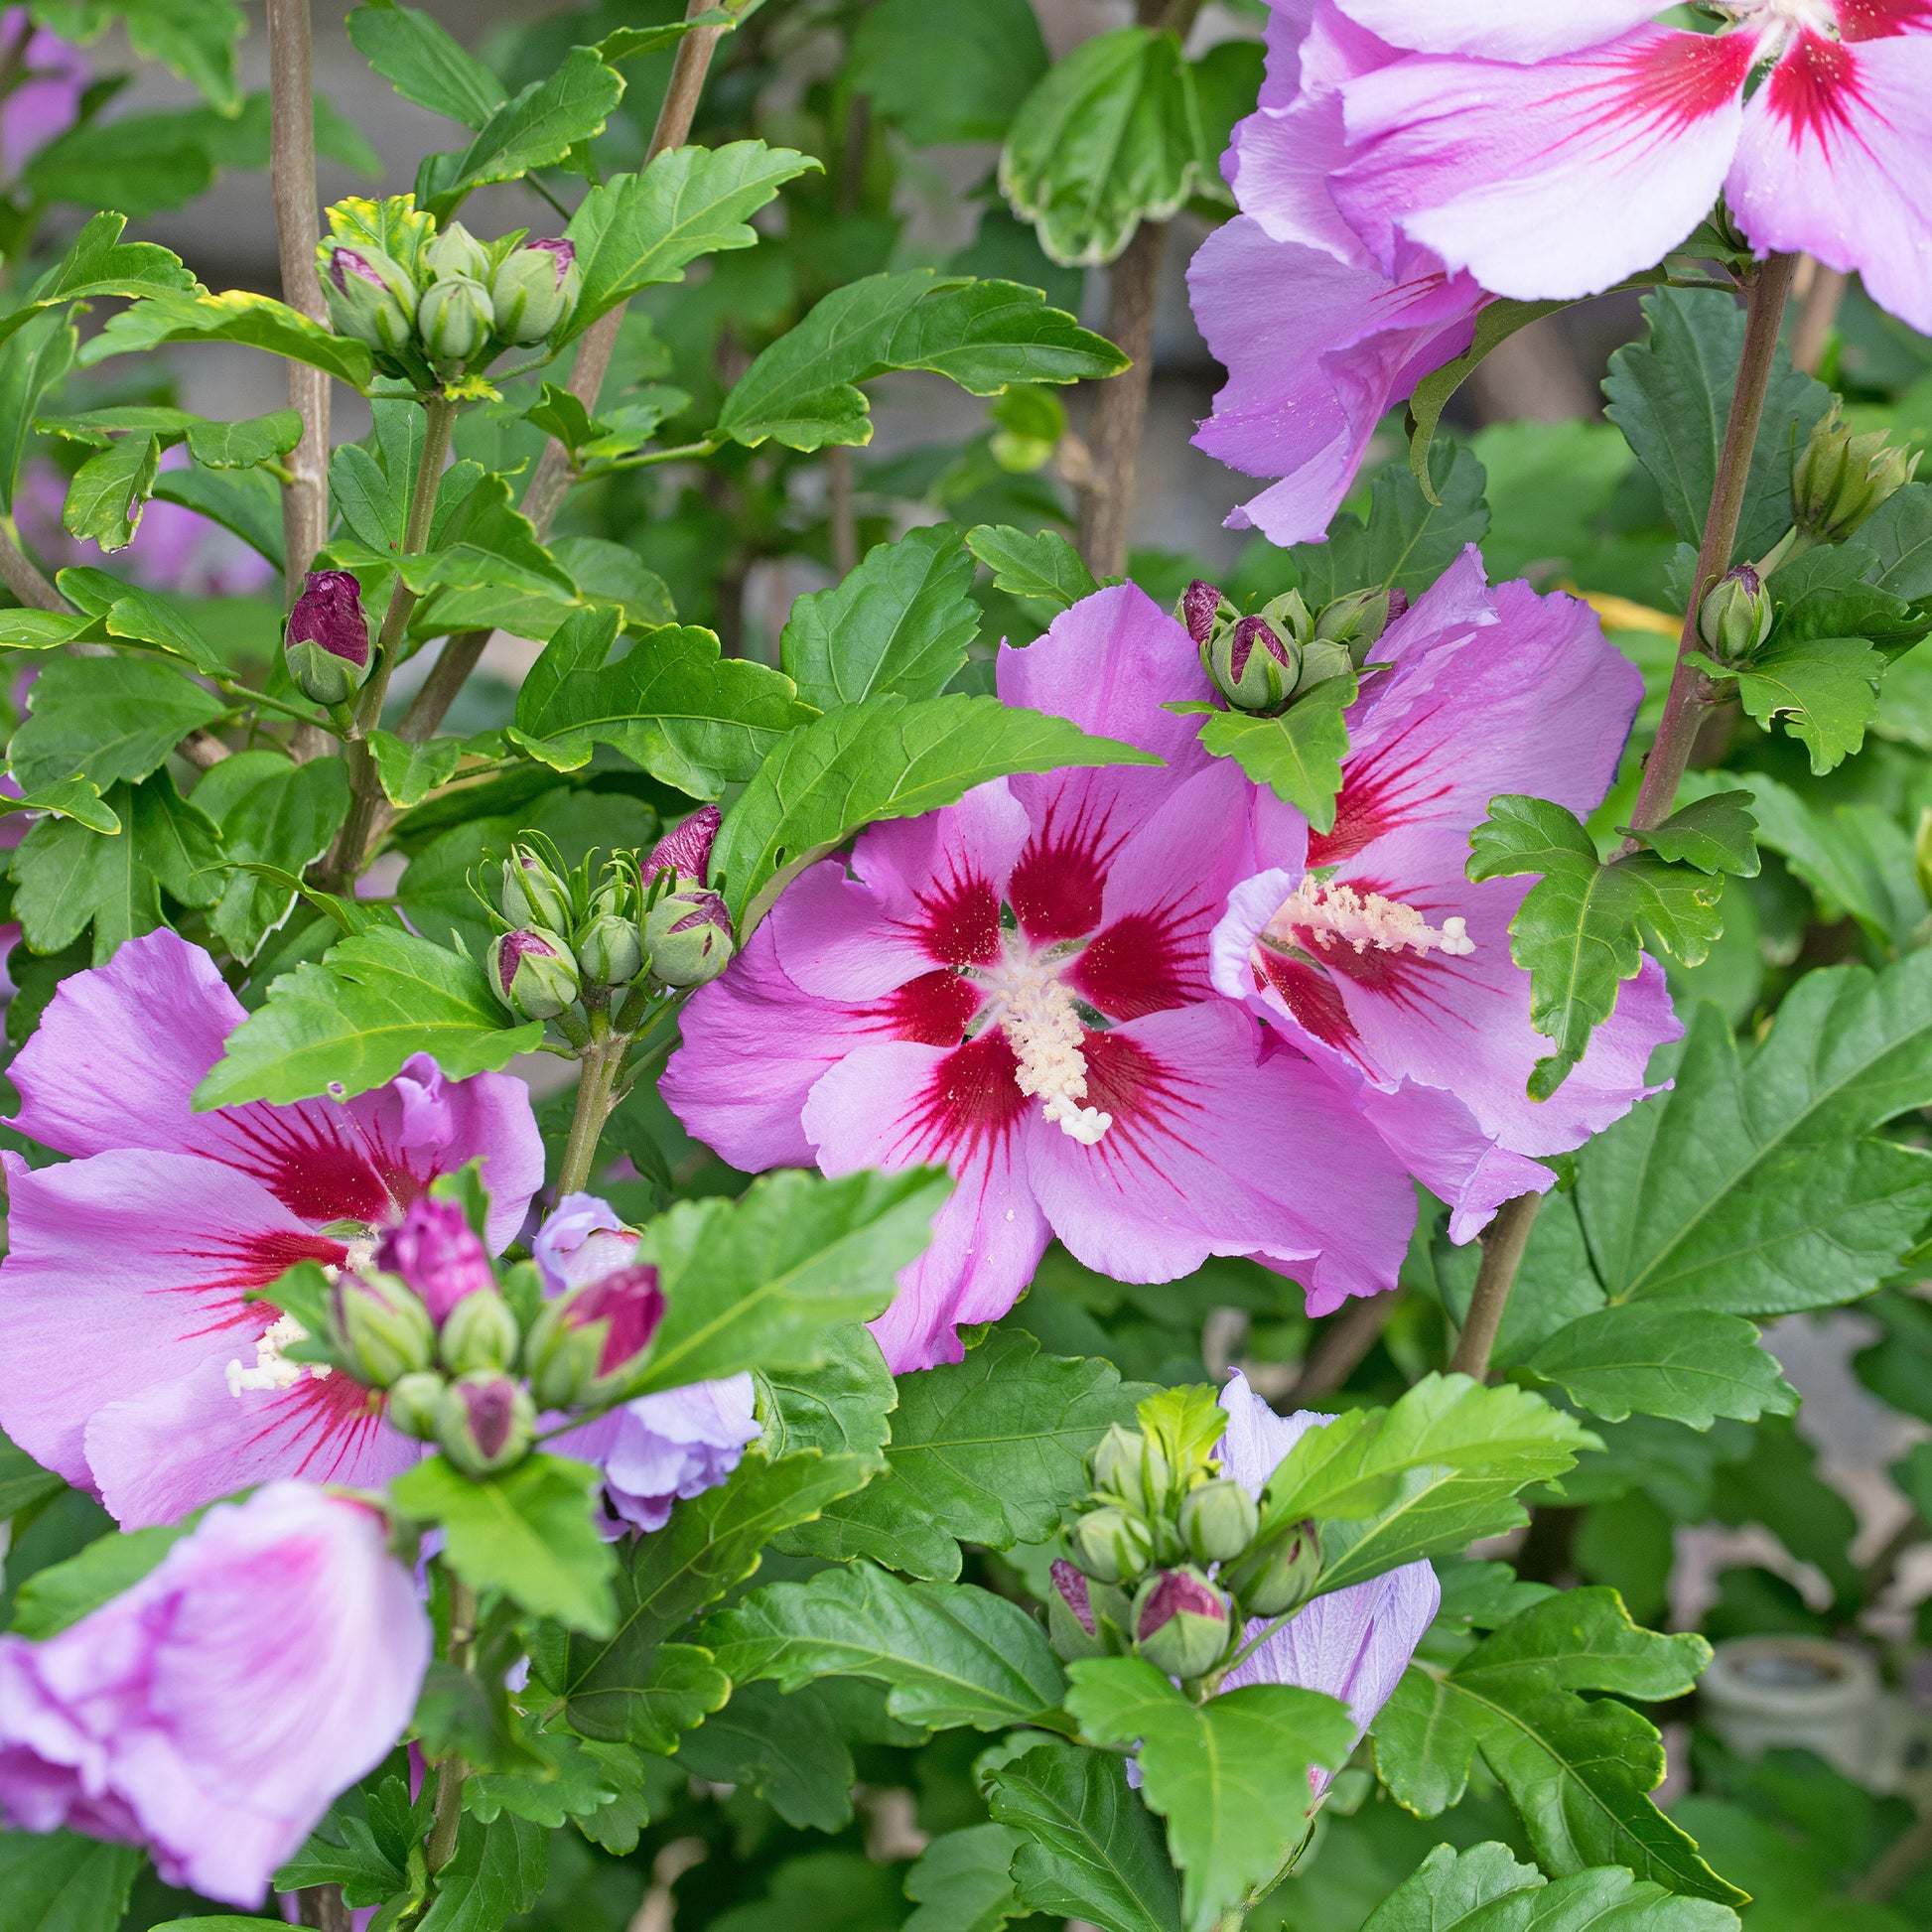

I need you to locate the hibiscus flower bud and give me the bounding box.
[1293,634,1355,698]
[1132,1567,1232,1680]
[1047,1558,1108,1660]
[1222,1515,1321,1617]
[643,804,722,888]
[327,1270,436,1388]
[1698,565,1774,662]
[525,1261,666,1409]
[319,242,418,352]
[417,274,493,365]
[436,1371,535,1476]
[1178,1477,1260,1566]
[1071,1504,1152,1586]
[488,928,580,1021]
[424,219,490,282]
[1207,615,1301,714]
[576,911,643,988]
[644,888,735,987]
[1092,1425,1173,1518]
[491,238,580,345]
[501,845,573,932]
[375,1195,495,1323]
[438,1285,519,1376]
[1794,403,1920,545]
[385,1369,447,1441]
[1179,578,1235,648]
[284,569,371,707]
[1313,587,1401,663]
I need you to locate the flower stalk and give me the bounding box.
[424,1574,477,1875]
[1449,1190,1542,1381]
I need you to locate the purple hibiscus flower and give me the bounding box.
[1319,0,1932,332]
[662,586,1417,1370]
[537,1193,761,1532]
[0,930,543,1528]
[1187,1,1490,545]
[1216,1371,1438,1792]
[0,1482,429,1905]
[1209,550,1680,1241]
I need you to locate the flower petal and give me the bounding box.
[1334,28,1752,299]
[1730,31,1932,335]
[1334,0,1667,64]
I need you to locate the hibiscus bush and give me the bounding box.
[1,0,1931,1927]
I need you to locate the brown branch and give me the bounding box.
[0,523,64,611]
[1449,1191,1542,1381]
[1078,215,1166,581]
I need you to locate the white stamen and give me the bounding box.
[225,1312,332,1397]
[1717,0,1840,51]
[980,953,1113,1145]
[1267,878,1476,961]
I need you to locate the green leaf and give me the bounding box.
[37,0,244,110]
[1526,1307,1797,1429]
[1467,793,1725,1099]
[713,691,1159,922]
[1771,538,1926,649]
[782,525,979,710]
[562,139,821,345]
[985,1741,1183,1932]
[966,524,1098,612]
[759,1321,897,1465]
[902,1824,1022,1932]
[1358,1843,1546,1932]
[195,925,542,1107]
[553,534,676,629]
[719,270,1126,452]
[1716,634,1884,775]
[415,1813,547,1932]
[418,471,574,596]
[677,1681,858,1833]
[10,653,224,794]
[635,1167,949,1394]
[999,27,1209,267]
[852,0,1047,146]
[546,1449,867,1746]
[12,770,223,963]
[0,778,120,834]
[1408,300,1574,494]
[1361,1842,1740,1931]
[1373,1590,1742,1905]
[1620,790,1760,876]
[704,1562,1068,1731]
[81,288,375,390]
[1290,445,1491,605]
[790,1329,1145,1581]
[514,607,808,799]
[9,1522,187,1638]
[0,310,76,511]
[185,407,303,470]
[368,731,465,811]
[388,1453,617,1635]
[98,585,226,673]
[424,46,624,222]
[1064,1659,1354,1932]
[347,0,507,127]
[1190,672,1355,835]
[0,1831,142,1932]
[62,432,161,552]
[1603,288,1831,568]
[1532,954,1932,1319]
[192,752,351,961]
[0,210,195,351]
[1860,480,1932,601]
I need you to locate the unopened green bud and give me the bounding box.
[417,274,493,365]
[487,928,580,1022]
[490,239,580,345]
[1207,616,1301,714]
[501,846,573,932]
[386,1369,447,1441]
[1223,1516,1321,1617]
[1313,587,1406,664]
[319,243,417,353]
[1794,401,1921,544]
[436,1370,535,1476]
[1698,565,1774,661]
[328,1270,436,1388]
[644,886,735,987]
[438,1285,519,1376]
[1093,1425,1173,1518]
[1132,1568,1232,1680]
[1072,1505,1153,1586]
[1293,635,1354,698]
[425,219,490,282]
[1178,1478,1260,1567]
[1047,1558,1107,1661]
[576,912,643,988]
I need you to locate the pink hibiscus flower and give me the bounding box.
[662,587,1418,1373]
[0,930,543,1528]
[1210,551,1681,1240]
[1324,0,1932,330]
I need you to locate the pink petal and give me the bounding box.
[1729,31,1932,335]
[1352,1079,1556,1243]
[0,1151,343,1490]
[1334,0,1668,63]
[1333,28,1753,299]
[85,1355,419,1531]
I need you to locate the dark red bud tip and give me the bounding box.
[330,248,382,294]
[375,1196,494,1323]
[1386,588,1410,624]
[646,804,722,884]
[571,1262,666,1375]
[1137,1569,1227,1639]
[496,927,560,992]
[529,237,576,285]
[288,570,369,667]
[1725,565,1762,595]
[461,1377,517,1458]
[1050,1558,1096,1636]
[667,889,733,936]
[1181,579,1223,647]
[1227,616,1291,684]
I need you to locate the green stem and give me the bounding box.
[424,1573,477,1876]
[556,1031,625,1198]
